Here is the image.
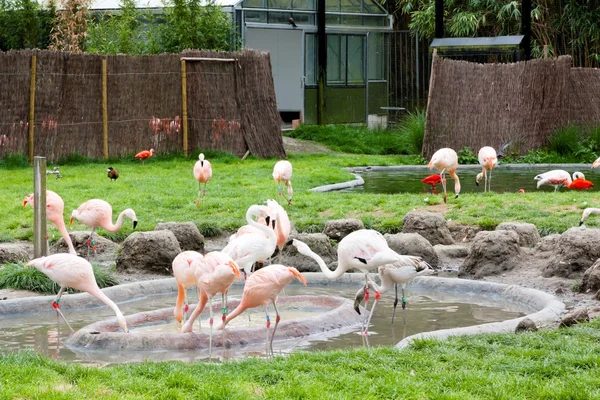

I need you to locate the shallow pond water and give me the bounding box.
[340,164,600,194]
[0,282,525,365]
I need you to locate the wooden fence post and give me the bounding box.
[102,58,109,160]
[181,59,189,158]
[28,55,37,163]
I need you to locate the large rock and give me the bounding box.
[281,233,336,273]
[459,230,521,279]
[384,233,438,268]
[52,231,119,260]
[155,222,205,252]
[0,242,30,264]
[581,258,600,294]
[496,222,540,247]
[448,223,483,243]
[434,244,470,271]
[535,234,561,253]
[116,231,181,274]
[402,211,454,245]
[323,219,364,241]
[543,227,600,278]
[560,307,589,327]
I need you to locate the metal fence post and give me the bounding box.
[33,156,47,257]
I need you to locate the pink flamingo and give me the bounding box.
[534,170,575,192]
[70,199,137,256]
[266,199,290,263]
[193,153,212,206]
[592,157,600,169]
[222,204,277,277]
[172,250,204,326]
[25,253,129,333]
[273,160,293,205]
[580,208,600,226]
[475,146,498,192]
[217,264,306,355]
[428,148,461,203]
[23,190,76,256]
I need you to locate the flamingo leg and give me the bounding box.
[488,168,492,192]
[182,288,189,325]
[53,286,75,333]
[269,301,281,356]
[483,169,488,193]
[265,305,271,356]
[208,296,214,359]
[221,292,227,348]
[196,182,201,207]
[440,169,448,203]
[391,283,399,325]
[401,287,407,328]
[203,181,208,197]
[363,297,378,335]
[86,228,96,259]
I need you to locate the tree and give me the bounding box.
[0,0,55,50]
[50,0,91,52]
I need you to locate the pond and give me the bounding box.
[338,164,600,194]
[0,281,524,365]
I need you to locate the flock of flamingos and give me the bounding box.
[17,144,600,354]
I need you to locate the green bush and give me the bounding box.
[395,109,426,155]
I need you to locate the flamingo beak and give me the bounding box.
[23,200,27,207]
[133,220,138,229]
[229,261,242,280]
[69,217,74,225]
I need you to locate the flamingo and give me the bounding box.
[534,170,577,192]
[273,160,293,205]
[23,190,76,256]
[592,157,600,169]
[475,146,498,192]
[354,260,434,331]
[181,252,241,354]
[421,174,442,193]
[193,153,212,206]
[266,199,291,263]
[25,253,129,334]
[292,229,425,334]
[222,204,277,277]
[217,264,307,355]
[70,199,137,257]
[567,172,594,190]
[107,167,119,181]
[172,251,204,326]
[580,208,600,226]
[428,148,461,203]
[135,148,154,162]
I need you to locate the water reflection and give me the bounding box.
[0,283,524,365]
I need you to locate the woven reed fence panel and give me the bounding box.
[107,53,182,157]
[0,51,31,158]
[569,68,600,124]
[422,55,572,158]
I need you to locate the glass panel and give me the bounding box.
[268,0,291,9]
[305,34,316,85]
[291,12,314,25]
[245,10,267,22]
[362,16,387,26]
[340,0,361,13]
[368,32,384,80]
[341,15,362,25]
[325,0,339,12]
[268,11,291,23]
[243,0,265,8]
[292,0,315,10]
[326,14,341,24]
[327,35,345,84]
[362,0,385,13]
[347,35,364,84]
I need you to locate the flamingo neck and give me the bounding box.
[300,248,345,280]
[246,207,276,245]
[88,287,125,322]
[54,219,76,255]
[104,210,127,232]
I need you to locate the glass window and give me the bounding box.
[292,0,315,10]
[268,11,290,23]
[327,35,345,84]
[305,33,316,85]
[341,15,362,25]
[326,14,341,24]
[291,12,314,25]
[347,35,364,84]
[340,0,361,13]
[368,32,384,80]
[268,0,291,9]
[243,0,265,8]
[362,0,385,13]
[325,0,339,12]
[363,16,387,26]
[245,10,267,22]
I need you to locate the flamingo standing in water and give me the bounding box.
[25,254,129,334]
[580,208,600,226]
[421,174,442,193]
[222,204,277,277]
[217,264,306,355]
[193,153,212,206]
[70,199,137,257]
[135,148,154,162]
[534,170,577,192]
[273,160,293,205]
[293,229,425,334]
[475,146,498,192]
[172,251,204,326]
[428,148,461,203]
[23,190,76,256]
[354,261,434,330]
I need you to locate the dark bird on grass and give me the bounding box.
[107,167,119,182]
[497,140,513,160]
[288,16,297,28]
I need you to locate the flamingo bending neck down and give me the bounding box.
[24,190,76,256]
[428,148,461,203]
[534,170,578,192]
[70,199,137,257]
[580,208,600,226]
[172,251,204,326]
[273,160,293,205]
[25,254,129,333]
[222,204,277,277]
[475,146,498,192]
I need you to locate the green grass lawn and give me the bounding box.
[1,318,599,399]
[0,151,597,244]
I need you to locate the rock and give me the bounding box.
[595,290,600,301]
[323,219,364,241]
[543,227,600,278]
[434,244,470,270]
[589,306,600,321]
[581,258,600,293]
[515,318,538,333]
[0,242,30,264]
[52,231,119,261]
[448,223,483,243]
[384,233,438,268]
[282,233,336,273]
[459,230,521,279]
[155,222,204,252]
[402,211,454,245]
[495,222,540,247]
[535,234,561,253]
[116,231,181,274]
[560,307,589,327]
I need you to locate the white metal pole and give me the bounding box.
[33,156,47,257]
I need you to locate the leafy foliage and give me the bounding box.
[49,0,91,52]
[0,0,55,50]
[456,146,478,164]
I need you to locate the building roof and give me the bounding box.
[40,0,242,10]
